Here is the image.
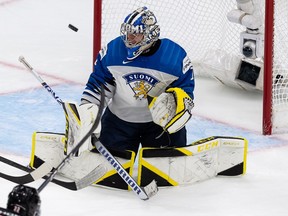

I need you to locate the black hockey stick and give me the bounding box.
[0,56,106,192]
[0,159,52,184]
[36,82,106,193]
[19,56,158,200]
[0,155,102,191]
[0,103,106,190]
[0,83,106,216]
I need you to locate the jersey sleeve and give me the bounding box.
[81,46,116,106]
[169,54,195,100]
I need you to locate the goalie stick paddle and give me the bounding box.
[0,155,102,191]
[93,137,158,200]
[19,56,158,200]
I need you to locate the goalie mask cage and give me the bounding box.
[93,0,288,135]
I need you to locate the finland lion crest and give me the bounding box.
[123,72,159,99]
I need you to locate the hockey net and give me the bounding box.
[93,0,288,135]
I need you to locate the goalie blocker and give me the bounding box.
[29,132,247,189]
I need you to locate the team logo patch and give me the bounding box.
[123,73,159,99]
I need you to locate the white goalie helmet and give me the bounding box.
[120,6,160,60]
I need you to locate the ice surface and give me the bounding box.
[0,1,288,216]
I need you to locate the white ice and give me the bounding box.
[0,1,288,216]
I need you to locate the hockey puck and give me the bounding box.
[68,24,78,32]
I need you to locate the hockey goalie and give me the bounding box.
[30,6,247,191]
[0,5,249,216]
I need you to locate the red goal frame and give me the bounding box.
[93,0,276,135]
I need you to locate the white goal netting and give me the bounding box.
[99,0,288,134]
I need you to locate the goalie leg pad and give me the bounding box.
[30,132,136,190]
[30,132,65,169]
[137,136,248,187]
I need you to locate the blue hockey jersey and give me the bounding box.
[82,36,194,123]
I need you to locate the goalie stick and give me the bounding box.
[0,155,102,191]
[0,58,108,216]
[0,57,107,192]
[19,56,158,200]
[93,137,158,200]
[0,101,106,191]
[19,56,63,105]
[0,159,52,185]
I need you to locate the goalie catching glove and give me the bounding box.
[148,87,194,134]
[64,102,101,156]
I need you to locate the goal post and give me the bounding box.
[93,0,102,65]
[263,0,288,135]
[93,0,288,135]
[263,0,274,135]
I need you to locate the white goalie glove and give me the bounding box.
[63,102,101,156]
[149,87,194,134]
